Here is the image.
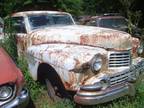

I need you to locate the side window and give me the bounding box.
[12,17,26,33]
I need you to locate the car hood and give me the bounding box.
[29,25,132,50]
[0,48,18,85]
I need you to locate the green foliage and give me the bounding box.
[1,0,14,16]
[39,99,74,108]
[82,0,143,28]
[0,17,17,61]
[0,0,83,17]
[82,0,122,15]
[119,0,142,34]
[55,0,83,15]
[52,100,74,108]
[17,56,44,100]
[1,0,143,28]
[1,0,33,17]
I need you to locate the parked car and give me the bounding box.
[0,17,4,39]
[11,11,144,105]
[0,47,29,108]
[80,13,142,37]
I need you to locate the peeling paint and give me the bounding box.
[12,11,144,104]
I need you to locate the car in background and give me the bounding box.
[80,13,142,37]
[0,17,4,39]
[0,47,29,108]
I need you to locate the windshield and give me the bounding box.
[99,18,128,29]
[28,14,74,30]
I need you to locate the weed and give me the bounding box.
[17,56,44,100]
[0,17,17,61]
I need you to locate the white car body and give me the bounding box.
[12,11,144,105]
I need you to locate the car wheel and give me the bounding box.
[45,78,62,102]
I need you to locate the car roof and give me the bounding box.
[91,15,125,20]
[12,11,70,17]
[79,14,126,23]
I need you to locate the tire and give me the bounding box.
[38,64,71,102]
[45,78,62,102]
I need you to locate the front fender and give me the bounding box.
[26,44,107,90]
[27,44,107,70]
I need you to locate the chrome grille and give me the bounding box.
[109,51,131,68]
[110,71,135,86]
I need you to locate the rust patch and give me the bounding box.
[64,82,71,89]
[132,37,140,57]
[74,58,81,66]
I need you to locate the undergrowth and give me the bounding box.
[17,56,44,100]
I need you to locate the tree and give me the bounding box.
[119,0,142,33]
[55,0,83,15]
[0,0,34,17]
[82,0,122,15]
[0,0,83,18]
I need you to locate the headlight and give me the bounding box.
[91,54,103,73]
[0,85,13,101]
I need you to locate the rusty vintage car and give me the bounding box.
[11,11,144,105]
[0,47,29,108]
[80,13,142,37]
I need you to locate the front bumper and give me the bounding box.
[74,83,134,105]
[1,88,29,108]
[74,58,144,105]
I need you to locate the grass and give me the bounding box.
[17,57,45,100]
[29,76,144,108]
